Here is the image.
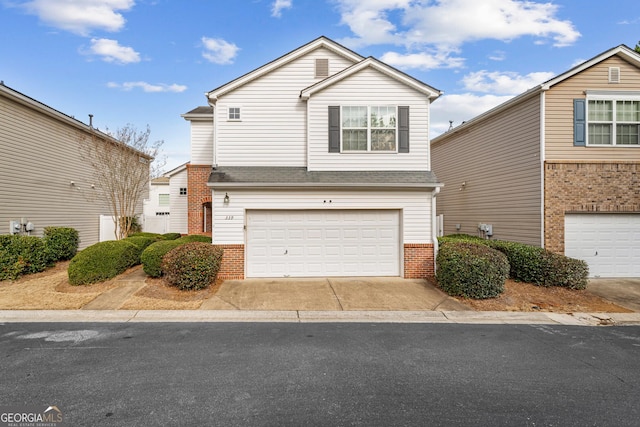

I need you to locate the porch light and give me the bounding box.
[224,193,230,204]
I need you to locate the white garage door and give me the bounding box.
[247,210,400,277]
[565,213,640,278]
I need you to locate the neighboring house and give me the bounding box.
[0,82,150,248]
[179,36,442,279]
[431,45,640,278]
[164,162,189,235]
[142,176,171,234]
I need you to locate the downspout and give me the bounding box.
[431,186,441,274]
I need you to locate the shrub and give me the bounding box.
[68,240,141,285]
[161,233,182,240]
[0,235,51,280]
[436,242,509,299]
[161,243,223,290]
[541,252,589,289]
[486,240,547,285]
[140,240,185,277]
[128,232,163,240]
[43,227,79,261]
[123,236,156,251]
[438,234,486,246]
[177,234,212,243]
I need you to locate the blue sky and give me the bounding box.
[2,0,640,171]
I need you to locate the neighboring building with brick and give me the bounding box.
[431,45,640,278]
[175,36,443,279]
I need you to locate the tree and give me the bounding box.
[636,41,640,54]
[80,124,164,239]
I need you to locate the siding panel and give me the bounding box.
[168,169,188,234]
[190,120,213,165]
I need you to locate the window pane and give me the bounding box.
[371,130,396,151]
[616,124,640,145]
[342,130,367,151]
[371,106,396,128]
[342,106,367,128]
[588,123,612,145]
[616,101,640,122]
[588,100,612,121]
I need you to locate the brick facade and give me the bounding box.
[187,164,213,235]
[403,243,435,278]
[544,161,640,253]
[216,244,245,279]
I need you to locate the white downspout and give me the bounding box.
[431,186,441,273]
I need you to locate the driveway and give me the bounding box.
[200,277,469,311]
[587,278,640,312]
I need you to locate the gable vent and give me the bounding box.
[609,67,620,83]
[315,58,329,78]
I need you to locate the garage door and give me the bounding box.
[246,210,400,277]
[565,213,640,278]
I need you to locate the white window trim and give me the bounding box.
[340,105,398,153]
[585,91,640,147]
[227,106,242,121]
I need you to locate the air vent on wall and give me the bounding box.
[315,58,329,78]
[609,67,620,83]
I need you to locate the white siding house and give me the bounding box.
[179,37,442,279]
[0,82,150,248]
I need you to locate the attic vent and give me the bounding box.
[609,67,620,83]
[315,58,329,78]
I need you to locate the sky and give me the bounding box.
[1,0,640,172]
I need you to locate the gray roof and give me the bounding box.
[183,106,213,115]
[208,167,441,188]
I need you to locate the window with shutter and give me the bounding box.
[328,105,407,152]
[578,93,640,146]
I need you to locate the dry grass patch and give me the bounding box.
[119,277,224,310]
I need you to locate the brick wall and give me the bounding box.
[187,164,212,234]
[217,244,245,279]
[404,243,435,278]
[544,161,640,253]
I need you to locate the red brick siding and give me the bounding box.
[544,161,640,253]
[217,244,245,279]
[187,164,212,234]
[404,243,435,278]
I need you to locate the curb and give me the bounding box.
[1,310,640,325]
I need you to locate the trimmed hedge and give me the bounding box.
[140,240,185,277]
[68,240,141,285]
[161,233,182,241]
[438,234,590,289]
[436,242,509,299]
[43,227,79,261]
[123,236,156,251]
[162,242,223,290]
[0,235,52,280]
[177,234,212,243]
[128,232,163,240]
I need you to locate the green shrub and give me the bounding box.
[140,240,185,277]
[162,243,223,290]
[485,240,547,285]
[438,234,487,246]
[68,240,141,285]
[128,232,163,240]
[43,227,79,261]
[541,252,589,289]
[123,236,156,251]
[177,234,212,243]
[0,235,51,280]
[161,233,182,240]
[436,242,509,299]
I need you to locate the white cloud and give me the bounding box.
[88,38,140,64]
[488,50,506,61]
[334,0,580,70]
[381,50,464,70]
[271,0,292,17]
[462,70,555,95]
[430,93,514,137]
[107,81,188,93]
[20,0,134,36]
[201,37,239,64]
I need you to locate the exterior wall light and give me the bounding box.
[224,193,230,204]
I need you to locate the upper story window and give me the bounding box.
[228,107,241,121]
[179,187,187,196]
[341,106,397,152]
[587,97,640,146]
[158,194,170,206]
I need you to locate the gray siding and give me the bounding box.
[0,88,146,248]
[431,94,542,246]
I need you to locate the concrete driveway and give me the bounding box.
[200,277,470,311]
[587,278,640,312]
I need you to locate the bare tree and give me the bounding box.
[80,124,164,239]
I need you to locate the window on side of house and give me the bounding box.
[158,194,170,206]
[179,187,187,196]
[341,105,397,152]
[586,96,640,146]
[228,107,241,121]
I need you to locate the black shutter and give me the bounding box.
[574,99,586,147]
[328,106,340,152]
[398,106,410,152]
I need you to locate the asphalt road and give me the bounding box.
[1,323,639,426]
